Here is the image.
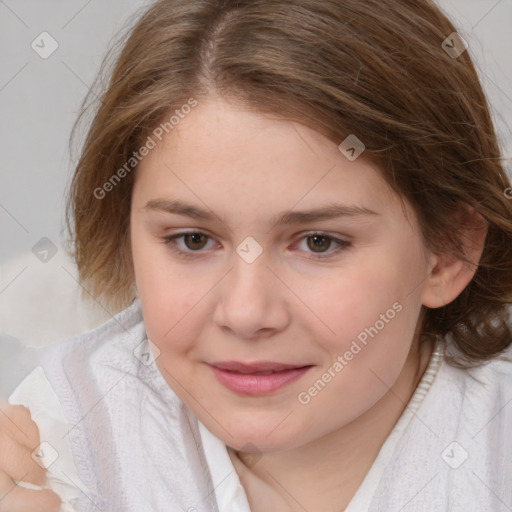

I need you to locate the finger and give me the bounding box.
[0,436,46,487]
[0,471,61,512]
[0,405,40,451]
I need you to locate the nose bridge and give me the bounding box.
[229,239,274,302]
[214,237,288,337]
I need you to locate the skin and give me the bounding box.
[130,96,486,511]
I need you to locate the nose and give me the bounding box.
[213,247,291,340]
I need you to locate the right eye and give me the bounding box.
[162,231,216,258]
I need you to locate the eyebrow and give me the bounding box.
[143,199,379,227]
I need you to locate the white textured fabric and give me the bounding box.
[344,343,445,511]
[7,299,512,511]
[8,299,218,512]
[198,421,252,511]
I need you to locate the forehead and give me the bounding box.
[134,98,401,219]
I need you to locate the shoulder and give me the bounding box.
[420,342,512,446]
[7,298,160,427]
[438,343,512,398]
[21,298,151,388]
[6,296,144,409]
[7,299,185,510]
[369,344,512,510]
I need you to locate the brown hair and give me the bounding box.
[66,0,512,367]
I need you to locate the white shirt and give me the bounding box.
[8,299,512,511]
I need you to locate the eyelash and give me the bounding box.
[161,231,351,260]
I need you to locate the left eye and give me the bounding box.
[295,233,351,258]
[162,231,350,259]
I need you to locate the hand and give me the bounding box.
[0,403,61,512]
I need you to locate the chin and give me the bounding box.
[208,413,309,453]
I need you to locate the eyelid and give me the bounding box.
[162,231,218,258]
[292,231,351,259]
[161,230,351,260]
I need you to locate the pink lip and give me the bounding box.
[209,361,313,396]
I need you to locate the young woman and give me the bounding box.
[1,1,511,510]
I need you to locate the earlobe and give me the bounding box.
[421,207,488,309]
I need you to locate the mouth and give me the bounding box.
[209,361,313,396]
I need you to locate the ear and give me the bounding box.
[421,206,488,308]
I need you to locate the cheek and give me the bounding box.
[296,298,420,436]
[312,242,426,372]
[138,279,200,358]
[313,262,403,351]
[131,229,201,355]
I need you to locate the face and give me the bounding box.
[130,96,436,453]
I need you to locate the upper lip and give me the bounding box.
[210,361,311,373]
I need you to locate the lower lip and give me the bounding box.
[210,365,312,396]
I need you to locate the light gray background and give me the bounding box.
[1,0,511,264]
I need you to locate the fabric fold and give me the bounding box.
[9,366,91,512]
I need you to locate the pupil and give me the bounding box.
[310,235,329,252]
[187,233,205,249]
